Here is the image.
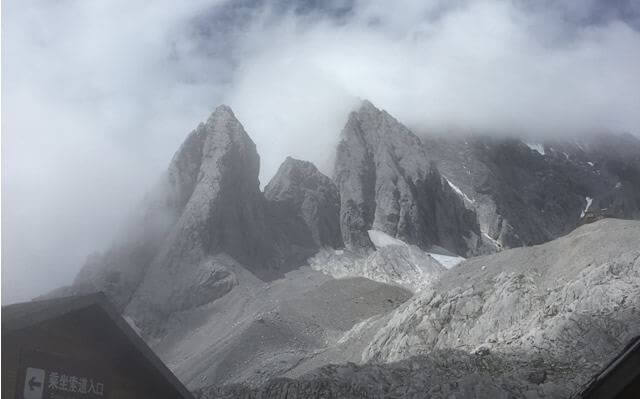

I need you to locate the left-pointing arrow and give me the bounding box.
[28,376,42,391]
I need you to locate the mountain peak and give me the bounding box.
[209,104,235,119]
[265,157,343,249]
[335,103,482,256]
[358,99,380,113]
[203,105,248,141]
[279,156,317,174]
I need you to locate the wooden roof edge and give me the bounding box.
[2,292,109,333]
[2,292,195,399]
[573,335,640,398]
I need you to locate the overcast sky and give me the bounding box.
[3,0,640,303]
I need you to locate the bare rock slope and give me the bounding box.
[73,105,273,313]
[334,101,483,256]
[198,218,640,398]
[309,230,448,293]
[153,265,412,391]
[70,106,344,330]
[365,219,640,366]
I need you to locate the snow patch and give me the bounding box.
[525,142,545,155]
[428,253,465,269]
[482,233,503,249]
[311,241,448,292]
[368,230,408,249]
[580,197,593,218]
[367,230,466,270]
[125,316,143,336]
[443,177,475,204]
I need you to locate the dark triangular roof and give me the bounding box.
[2,292,194,399]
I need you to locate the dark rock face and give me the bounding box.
[471,138,587,248]
[421,132,640,248]
[73,106,288,324]
[265,157,343,250]
[551,133,640,221]
[154,105,275,275]
[334,100,483,256]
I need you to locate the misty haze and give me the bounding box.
[2,1,640,398]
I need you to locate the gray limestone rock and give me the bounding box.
[69,106,291,328]
[122,106,283,326]
[420,132,640,249]
[197,350,571,399]
[265,157,343,250]
[334,100,483,256]
[309,242,447,293]
[194,219,640,399]
[360,219,640,396]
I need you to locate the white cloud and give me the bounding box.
[3,0,639,302]
[226,0,640,182]
[2,0,227,302]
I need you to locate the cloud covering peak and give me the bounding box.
[3,0,640,302]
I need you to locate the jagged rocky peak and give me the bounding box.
[69,105,285,326]
[124,104,282,320]
[334,99,483,256]
[265,157,343,249]
[167,104,271,266]
[164,104,261,212]
[142,103,274,277]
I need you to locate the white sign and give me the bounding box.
[23,367,45,399]
[48,372,104,396]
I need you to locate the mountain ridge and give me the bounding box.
[41,99,640,399]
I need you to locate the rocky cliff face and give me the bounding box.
[265,157,343,250]
[364,219,640,365]
[74,106,267,310]
[122,106,284,325]
[70,106,350,329]
[334,100,483,256]
[421,132,640,248]
[72,106,289,327]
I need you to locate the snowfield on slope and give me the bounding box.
[309,230,454,292]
